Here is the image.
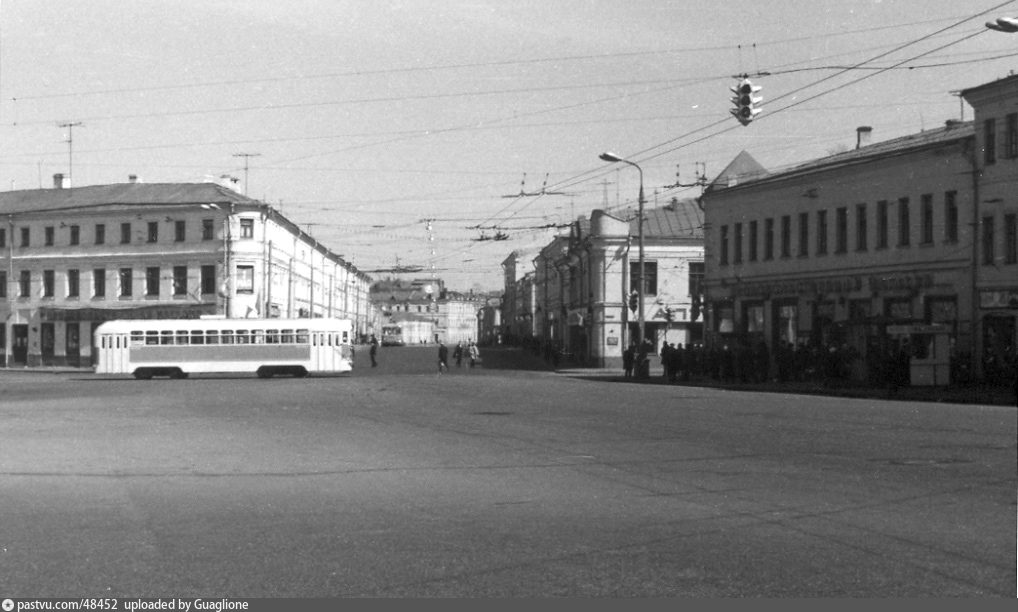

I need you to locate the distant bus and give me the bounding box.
[380,324,405,346]
[94,318,354,379]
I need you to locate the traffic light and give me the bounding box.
[664,307,674,322]
[691,293,702,322]
[729,78,762,126]
[628,291,639,313]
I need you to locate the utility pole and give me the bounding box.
[58,122,83,185]
[232,152,260,196]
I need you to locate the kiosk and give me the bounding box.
[886,323,951,386]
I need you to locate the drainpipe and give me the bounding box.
[969,142,981,380]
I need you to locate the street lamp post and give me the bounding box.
[599,151,646,350]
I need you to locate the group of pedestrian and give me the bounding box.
[438,340,480,375]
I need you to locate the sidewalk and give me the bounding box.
[492,347,1016,407]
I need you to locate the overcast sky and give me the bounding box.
[1,0,1016,291]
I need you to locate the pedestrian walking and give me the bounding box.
[468,342,480,368]
[622,343,635,378]
[453,341,464,367]
[369,334,379,367]
[437,341,449,374]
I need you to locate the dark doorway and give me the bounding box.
[41,322,55,366]
[12,324,28,365]
[66,323,81,368]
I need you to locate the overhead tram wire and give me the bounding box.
[503,2,1016,224]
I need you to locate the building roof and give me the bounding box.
[609,197,704,240]
[707,121,974,194]
[0,182,260,215]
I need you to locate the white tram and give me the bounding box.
[94,318,355,379]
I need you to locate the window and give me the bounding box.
[1005,214,1017,265]
[67,269,79,298]
[816,210,828,255]
[120,222,131,244]
[719,225,729,266]
[733,222,743,264]
[173,220,186,242]
[200,265,216,295]
[240,218,254,239]
[877,200,889,248]
[19,270,30,297]
[748,220,758,262]
[982,216,995,265]
[798,212,809,257]
[688,262,704,297]
[119,268,133,297]
[146,267,160,296]
[147,221,158,243]
[43,270,54,297]
[202,219,215,240]
[20,227,29,247]
[856,204,868,252]
[173,266,188,296]
[0,228,4,248]
[44,226,54,246]
[69,224,80,246]
[920,194,934,245]
[944,191,958,243]
[835,207,848,253]
[0,271,5,299]
[763,218,774,260]
[93,268,106,298]
[898,198,910,247]
[95,223,105,245]
[629,261,658,295]
[1007,113,1018,159]
[984,118,997,165]
[236,265,255,293]
[780,215,791,258]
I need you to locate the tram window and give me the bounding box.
[253,330,265,344]
[281,329,294,343]
[266,329,279,344]
[145,331,159,345]
[160,331,174,345]
[176,331,188,345]
[236,330,250,344]
[191,330,204,345]
[206,331,219,345]
[296,329,309,344]
[131,331,144,345]
[221,330,234,344]
[342,331,349,343]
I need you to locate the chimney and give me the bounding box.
[856,126,873,149]
[53,173,67,189]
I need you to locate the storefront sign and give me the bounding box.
[979,290,1018,309]
[724,273,933,298]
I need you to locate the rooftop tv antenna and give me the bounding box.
[57,121,83,185]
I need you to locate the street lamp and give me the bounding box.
[985,16,1018,32]
[599,151,646,350]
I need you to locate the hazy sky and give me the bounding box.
[2,0,1016,290]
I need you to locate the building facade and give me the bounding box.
[701,75,1017,385]
[370,277,486,345]
[1,178,375,367]
[511,200,705,368]
[961,75,1018,385]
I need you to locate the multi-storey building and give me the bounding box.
[370,277,485,344]
[961,75,1018,384]
[1,177,374,367]
[515,200,705,368]
[701,74,1018,384]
